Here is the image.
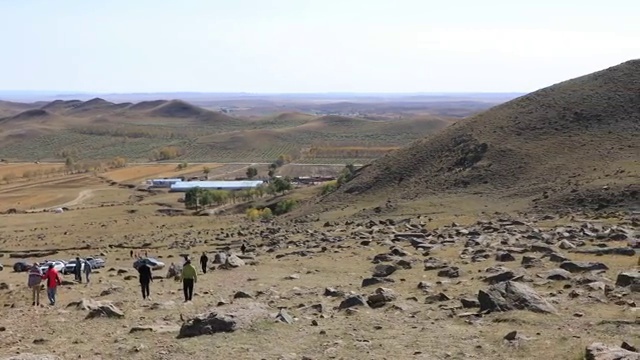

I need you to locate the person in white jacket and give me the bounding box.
[27,263,43,306]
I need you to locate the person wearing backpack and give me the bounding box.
[27,263,43,306]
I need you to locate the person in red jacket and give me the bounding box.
[43,264,62,306]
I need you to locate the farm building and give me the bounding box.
[169,180,265,192]
[147,178,183,188]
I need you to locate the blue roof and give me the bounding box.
[170,180,264,189]
[151,178,182,182]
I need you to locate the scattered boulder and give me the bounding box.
[178,313,237,338]
[495,252,516,262]
[477,281,557,314]
[366,288,396,308]
[224,255,245,268]
[585,342,640,360]
[437,267,460,278]
[68,299,124,319]
[372,264,397,277]
[177,302,269,338]
[339,295,368,310]
[275,309,294,324]
[560,261,609,273]
[616,272,640,287]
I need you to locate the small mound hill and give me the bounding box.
[0,100,39,118]
[126,100,169,111]
[40,99,83,112]
[147,99,210,118]
[272,112,316,122]
[322,60,640,210]
[3,109,53,122]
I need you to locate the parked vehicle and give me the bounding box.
[63,259,85,274]
[13,261,31,272]
[40,261,66,273]
[133,257,165,270]
[85,257,106,269]
[0,263,3,271]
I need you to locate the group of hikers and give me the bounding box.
[26,250,225,306]
[27,257,92,306]
[138,253,206,302]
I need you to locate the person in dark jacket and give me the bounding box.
[199,252,208,274]
[74,257,82,283]
[137,262,153,300]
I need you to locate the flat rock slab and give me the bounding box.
[178,302,269,338]
[585,342,640,360]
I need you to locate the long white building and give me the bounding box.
[147,178,183,188]
[169,180,264,192]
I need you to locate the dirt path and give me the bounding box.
[29,188,112,212]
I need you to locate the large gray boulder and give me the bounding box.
[177,302,269,339]
[178,313,237,338]
[616,271,640,287]
[477,281,557,314]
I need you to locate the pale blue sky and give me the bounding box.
[1,0,638,93]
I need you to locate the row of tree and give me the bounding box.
[184,177,293,211]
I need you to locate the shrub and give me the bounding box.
[320,180,338,195]
[260,207,273,220]
[275,199,296,215]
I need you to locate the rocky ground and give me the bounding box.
[0,206,638,360]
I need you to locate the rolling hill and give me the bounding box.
[321,60,640,211]
[0,97,456,163]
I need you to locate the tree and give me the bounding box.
[246,167,258,179]
[271,177,292,195]
[337,163,357,187]
[65,157,74,174]
[209,190,229,206]
[268,169,275,178]
[176,162,189,171]
[185,187,205,210]
[203,166,211,179]
[110,156,127,169]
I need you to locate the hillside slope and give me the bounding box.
[323,60,640,211]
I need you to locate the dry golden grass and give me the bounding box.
[0,171,638,360]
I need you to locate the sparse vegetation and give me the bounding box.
[246,167,258,179]
[152,146,184,161]
[176,161,189,170]
[274,198,296,215]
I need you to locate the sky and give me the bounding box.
[1,0,638,93]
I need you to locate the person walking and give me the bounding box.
[137,261,152,300]
[74,257,82,283]
[27,263,43,306]
[199,252,208,274]
[43,263,62,306]
[84,259,92,284]
[181,259,197,302]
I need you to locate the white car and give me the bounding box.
[133,257,165,270]
[63,259,86,274]
[39,261,66,273]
